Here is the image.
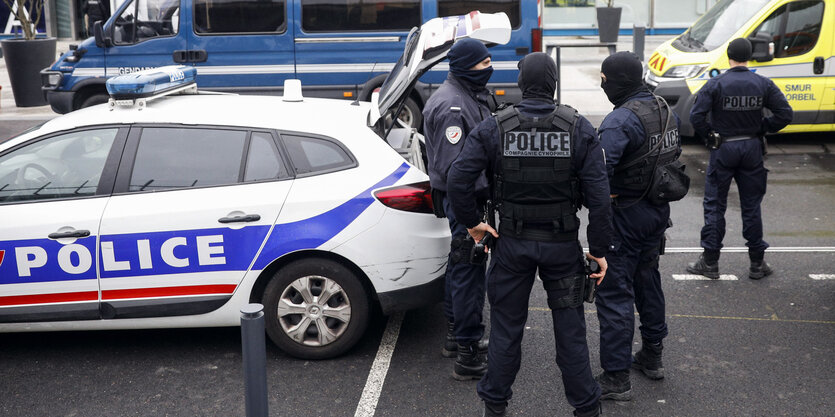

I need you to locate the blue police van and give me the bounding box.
[41,0,543,127]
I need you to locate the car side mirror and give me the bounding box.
[94,21,113,48]
[748,32,773,62]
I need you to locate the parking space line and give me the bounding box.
[672,274,738,280]
[583,247,835,253]
[527,308,835,325]
[809,274,835,280]
[354,312,404,417]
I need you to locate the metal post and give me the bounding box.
[241,303,269,417]
[633,25,646,62]
[556,46,561,105]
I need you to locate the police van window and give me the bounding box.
[244,132,288,182]
[301,0,420,32]
[0,128,119,204]
[438,1,520,29]
[113,0,180,45]
[282,135,356,175]
[194,0,286,34]
[130,128,246,192]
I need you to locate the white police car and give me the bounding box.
[0,13,511,359]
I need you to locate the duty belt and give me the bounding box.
[722,135,759,142]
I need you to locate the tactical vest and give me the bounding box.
[612,97,680,194]
[494,105,582,242]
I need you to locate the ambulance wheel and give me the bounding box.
[263,258,369,359]
[80,93,109,109]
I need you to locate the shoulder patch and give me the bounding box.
[446,126,463,144]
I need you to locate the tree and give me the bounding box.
[2,0,44,40]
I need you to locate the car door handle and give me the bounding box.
[189,50,208,63]
[813,57,824,75]
[218,214,261,224]
[173,50,189,63]
[48,229,91,239]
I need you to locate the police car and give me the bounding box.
[0,13,511,359]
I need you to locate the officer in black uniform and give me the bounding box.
[447,52,611,417]
[83,0,111,37]
[595,51,682,401]
[688,38,792,280]
[422,37,494,379]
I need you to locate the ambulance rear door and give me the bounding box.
[97,126,293,319]
[747,0,829,132]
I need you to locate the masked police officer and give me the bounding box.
[595,51,682,401]
[688,38,792,280]
[447,52,611,417]
[423,38,494,379]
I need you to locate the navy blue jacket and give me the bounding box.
[422,74,492,193]
[690,66,793,138]
[447,99,612,258]
[599,91,682,198]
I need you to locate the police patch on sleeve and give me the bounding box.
[445,126,463,144]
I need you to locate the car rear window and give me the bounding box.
[281,134,356,176]
[438,0,521,29]
[301,0,421,32]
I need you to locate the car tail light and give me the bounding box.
[531,27,542,53]
[374,181,434,214]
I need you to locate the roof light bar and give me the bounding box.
[106,65,198,108]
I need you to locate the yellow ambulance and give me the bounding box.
[645,0,834,136]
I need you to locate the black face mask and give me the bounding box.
[600,51,648,107]
[451,66,494,88]
[517,52,557,100]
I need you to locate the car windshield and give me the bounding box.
[680,0,770,51]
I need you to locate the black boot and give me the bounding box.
[749,260,773,280]
[686,253,719,279]
[632,339,664,380]
[453,342,487,381]
[595,370,631,401]
[442,321,457,358]
[574,402,602,417]
[482,401,507,417]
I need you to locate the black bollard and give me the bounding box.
[241,303,269,417]
[633,25,646,62]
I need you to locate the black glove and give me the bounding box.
[431,188,446,218]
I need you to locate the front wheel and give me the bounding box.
[262,259,370,359]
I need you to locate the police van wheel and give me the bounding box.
[385,97,422,130]
[263,258,370,359]
[80,93,109,109]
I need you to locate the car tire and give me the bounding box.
[263,258,370,359]
[80,92,109,109]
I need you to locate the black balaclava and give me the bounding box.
[727,38,753,62]
[517,52,557,100]
[600,51,647,108]
[448,38,493,88]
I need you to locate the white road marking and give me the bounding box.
[354,312,404,417]
[672,274,738,281]
[663,247,835,253]
[809,274,835,280]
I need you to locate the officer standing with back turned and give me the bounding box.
[422,38,494,380]
[595,51,682,401]
[687,38,792,280]
[447,52,611,417]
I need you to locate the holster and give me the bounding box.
[450,235,474,265]
[543,274,586,310]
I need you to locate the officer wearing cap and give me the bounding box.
[688,38,792,280]
[595,51,682,401]
[422,37,494,379]
[447,52,611,417]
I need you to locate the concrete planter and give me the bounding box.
[1,37,57,107]
[596,7,622,43]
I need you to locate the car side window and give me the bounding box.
[300,0,420,32]
[130,127,246,191]
[281,134,356,176]
[244,132,289,182]
[752,1,823,58]
[194,0,286,34]
[113,0,180,45]
[0,128,119,203]
[438,0,521,29]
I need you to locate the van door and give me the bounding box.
[291,0,419,100]
[747,0,827,130]
[105,0,187,76]
[188,0,295,91]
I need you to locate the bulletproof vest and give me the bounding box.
[494,105,581,242]
[612,98,680,193]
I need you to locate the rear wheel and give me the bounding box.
[263,259,370,359]
[79,92,109,109]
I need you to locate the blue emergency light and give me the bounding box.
[106,65,197,100]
